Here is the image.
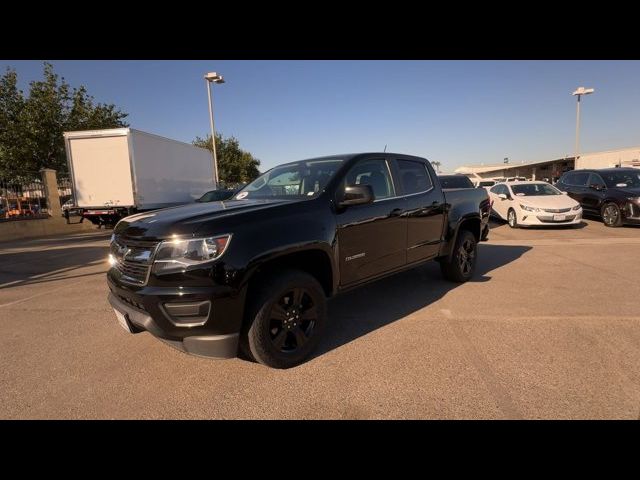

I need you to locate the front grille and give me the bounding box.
[537,214,577,223]
[542,207,571,213]
[114,260,151,285]
[110,236,159,286]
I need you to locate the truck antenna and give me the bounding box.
[383,144,387,152]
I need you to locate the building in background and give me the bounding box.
[455,146,640,183]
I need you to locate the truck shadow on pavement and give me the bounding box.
[315,244,532,359]
[0,237,109,288]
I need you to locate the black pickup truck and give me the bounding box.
[108,153,491,368]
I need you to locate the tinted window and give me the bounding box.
[564,171,589,186]
[489,184,502,194]
[588,173,605,187]
[397,160,433,195]
[345,158,395,200]
[439,175,474,189]
[600,170,640,188]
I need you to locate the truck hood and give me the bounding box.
[114,198,295,240]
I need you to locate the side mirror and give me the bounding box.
[339,184,374,207]
[497,193,508,200]
[589,184,605,191]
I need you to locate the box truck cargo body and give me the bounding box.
[64,128,215,226]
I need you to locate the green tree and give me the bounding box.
[0,62,128,182]
[193,133,261,186]
[430,160,441,173]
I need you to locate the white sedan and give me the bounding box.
[488,181,583,228]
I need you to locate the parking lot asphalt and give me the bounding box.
[1,218,639,419]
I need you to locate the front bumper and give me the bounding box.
[108,292,239,359]
[517,209,583,226]
[622,201,640,224]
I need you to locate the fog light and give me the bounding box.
[162,300,211,327]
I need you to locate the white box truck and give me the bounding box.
[63,128,215,226]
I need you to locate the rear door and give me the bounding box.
[584,173,606,211]
[392,158,445,263]
[563,171,591,210]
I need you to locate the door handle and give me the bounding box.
[389,208,403,217]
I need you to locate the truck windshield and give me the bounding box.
[235,158,345,199]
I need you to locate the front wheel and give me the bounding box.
[440,230,477,283]
[601,202,623,227]
[243,270,327,369]
[507,208,518,228]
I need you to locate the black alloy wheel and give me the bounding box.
[268,288,317,353]
[601,202,623,227]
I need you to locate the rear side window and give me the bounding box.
[396,160,433,195]
[564,171,589,186]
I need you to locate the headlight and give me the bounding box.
[519,204,539,212]
[152,234,232,275]
[572,205,582,211]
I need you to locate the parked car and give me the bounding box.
[488,181,582,228]
[438,174,475,189]
[107,152,491,368]
[195,188,237,202]
[505,176,528,182]
[555,168,640,227]
[475,180,497,189]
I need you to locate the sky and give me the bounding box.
[1,60,639,172]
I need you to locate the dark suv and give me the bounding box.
[556,168,640,227]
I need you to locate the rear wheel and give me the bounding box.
[601,202,623,227]
[507,208,518,228]
[242,270,327,369]
[440,230,477,283]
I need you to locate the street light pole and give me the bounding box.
[204,72,225,186]
[572,86,594,166]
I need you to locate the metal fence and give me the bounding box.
[57,177,73,206]
[0,174,50,222]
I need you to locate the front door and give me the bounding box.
[335,157,407,286]
[489,184,510,219]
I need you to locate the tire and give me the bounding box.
[440,230,477,283]
[507,208,518,228]
[480,225,489,241]
[601,202,623,227]
[242,269,327,369]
